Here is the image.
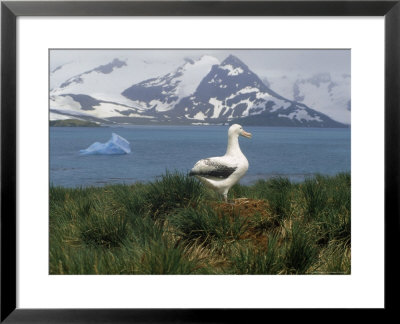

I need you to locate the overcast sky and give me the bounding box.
[50,49,350,79]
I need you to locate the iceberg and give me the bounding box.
[79,133,131,155]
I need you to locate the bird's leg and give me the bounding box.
[223,192,235,205]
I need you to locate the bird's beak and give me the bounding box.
[241,130,252,139]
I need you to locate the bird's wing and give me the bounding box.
[189,156,238,179]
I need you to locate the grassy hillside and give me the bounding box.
[49,172,350,275]
[50,119,101,127]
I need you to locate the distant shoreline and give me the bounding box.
[49,119,350,129]
[50,119,102,127]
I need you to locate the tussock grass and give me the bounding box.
[168,206,248,245]
[229,235,281,274]
[283,220,318,274]
[144,171,208,219]
[50,172,351,275]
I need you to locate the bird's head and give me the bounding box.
[228,124,252,139]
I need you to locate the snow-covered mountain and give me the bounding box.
[50,54,348,127]
[163,55,345,127]
[265,72,351,125]
[121,55,219,112]
[50,55,219,123]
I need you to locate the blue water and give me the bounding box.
[50,125,350,187]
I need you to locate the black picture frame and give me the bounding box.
[1,0,399,322]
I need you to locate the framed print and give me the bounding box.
[1,0,399,321]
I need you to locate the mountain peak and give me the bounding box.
[94,58,127,74]
[51,53,348,127]
[58,58,127,89]
[181,55,219,70]
[221,55,249,70]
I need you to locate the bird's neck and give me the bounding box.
[226,135,242,156]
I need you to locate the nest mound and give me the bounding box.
[213,198,271,219]
[211,198,276,246]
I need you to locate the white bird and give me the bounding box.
[189,124,252,202]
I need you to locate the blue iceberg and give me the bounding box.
[80,133,131,155]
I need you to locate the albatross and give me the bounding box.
[189,124,252,202]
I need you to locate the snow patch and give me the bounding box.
[220,64,244,76]
[51,95,82,110]
[269,99,292,112]
[209,98,224,118]
[279,109,322,122]
[50,112,79,121]
[226,87,259,100]
[124,113,153,119]
[149,100,173,112]
[175,55,220,99]
[256,92,271,100]
[193,111,206,120]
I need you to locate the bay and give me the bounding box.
[50,125,350,187]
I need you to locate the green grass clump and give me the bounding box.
[301,176,328,220]
[144,171,208,219]
[314,210,351,247]
[262,177,292,221]
[283,221,318,274]
[78,195,128,248]
[320,242,351,274]
[136,238,203,274]
[168,206,248,245]
[50,171,351,275]
[229,235,281,274]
